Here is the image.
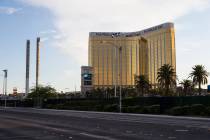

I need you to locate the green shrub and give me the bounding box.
[189,104,207,116]
[122,106,144,113]
[104,104,118,112]
[45,104,58,109]
[93,105,104,111]
[146,105,160,114]
[122,106,134,113]
[206,106,210,116]
[167,104,209,116]
[167,106,190,116]
[122,105,160,114]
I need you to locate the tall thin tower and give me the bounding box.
[25,40,30,95]
[36,37,40,88]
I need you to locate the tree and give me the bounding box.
[189,65,208,95]
[135,75,150,96]
[179,79,193,96]
[27,85,57,99]
[157,64,176,96]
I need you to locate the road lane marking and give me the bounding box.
[144,133,152,136]
[175,129,189,132]
[168,136,176,139]
[126,130,132,133]
[80,132,117,140]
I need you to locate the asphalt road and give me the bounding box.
[0,108,210,140]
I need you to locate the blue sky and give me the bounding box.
[0,0,210,93]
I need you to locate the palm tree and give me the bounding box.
[157,64,176,96]
[189,65,208,95]
[179,79,193,96]
[135,75,150,96]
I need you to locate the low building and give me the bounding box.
[81,66,93,94]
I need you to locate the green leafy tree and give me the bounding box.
[189,65,208,95]
[179,79,193,96]
[27,85,57,99]
[157,64,176,96]
[135,75,150,96]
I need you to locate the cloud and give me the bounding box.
[40,37,49,42]
[0,7,22,15]
[39,29,57,34]
[18,0,210,89]
[18,0,209,65]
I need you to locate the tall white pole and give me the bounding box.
[115,46,117,97]
[114,37,117,98]
[3,70,7,108]
[36,37,40,107]
[36,37,40,89]
[25,40,30,96]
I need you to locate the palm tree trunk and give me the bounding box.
[141,87,144,97]
[199,82,201,96]
[165,83,169,96]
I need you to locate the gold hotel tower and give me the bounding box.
[88,23,176,88]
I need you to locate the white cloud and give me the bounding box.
[40,37,49,42]
[0,7,22,15]
[19,0,209,65]
[18,0,210,89]
[39,29,57,34]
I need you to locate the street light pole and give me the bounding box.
[114,46,117,98]
[112,34,122,98]
[119,47,122,113]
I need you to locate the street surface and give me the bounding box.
[0,107,210,140]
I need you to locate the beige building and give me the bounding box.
[88,22,176,88]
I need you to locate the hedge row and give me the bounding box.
[167,104,210,116]
[44,103,210,116]
[1,96,210,117]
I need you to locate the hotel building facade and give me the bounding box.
[85,22,176,90]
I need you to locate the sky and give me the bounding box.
[0,0,210,93]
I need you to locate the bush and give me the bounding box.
[122,106,144,113]
[103,104,118,112]
[206,106,210,116]
[146,105,160,114]
[167,106,190,116]
[189,104,207,116]
[167,104,210,116]
[122,105,160,114]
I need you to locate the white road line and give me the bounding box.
[80,132,118,140]
[175,129,189,132]
[168,136,176,139]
